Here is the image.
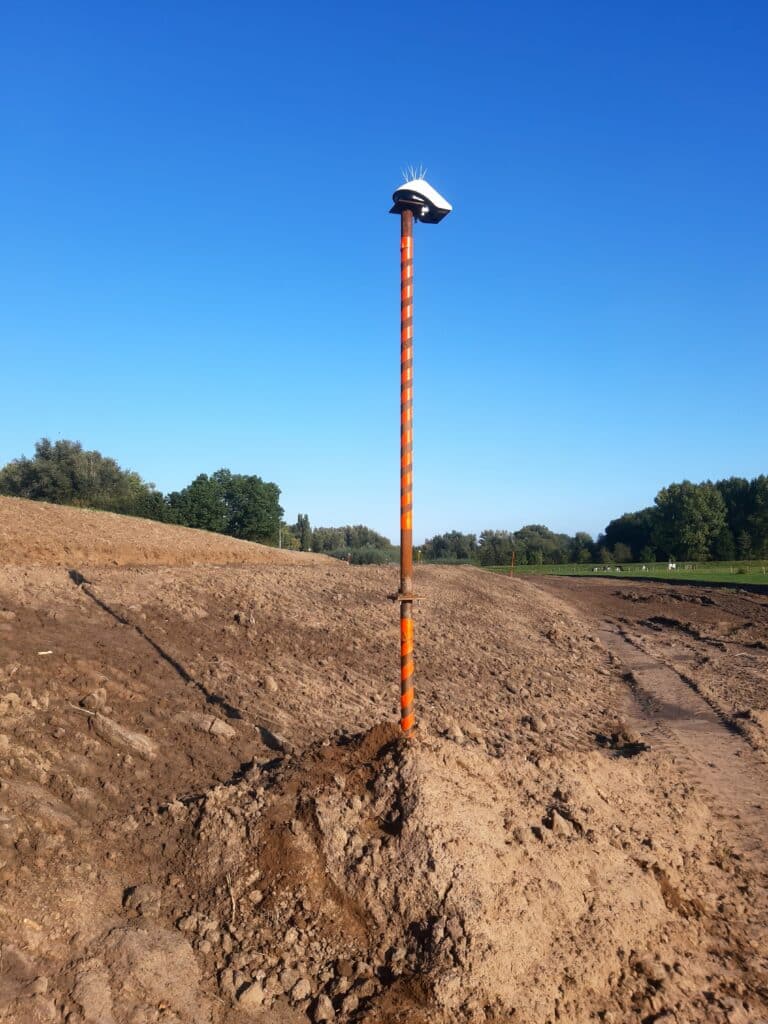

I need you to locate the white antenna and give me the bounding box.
[402,163,427,183]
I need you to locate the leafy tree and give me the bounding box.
[715,477,752,543]
[748,475,768,557]
[571,531,595,563]
[477,530,515,566]
[612,542,632,563]
[737,530,752,559]
[0,438,163,518]
[278,523,300,550]
[348,546,395,565]
[211,469,282,543]
[166,474,228,533]
[422,530,478,561]
[295,513,312,551]
[604,508,656,561]
[512,524,572,565]
[166,469,282,542]
[652,481,727,560]
[711,527,736,561]
[312,524,393,553]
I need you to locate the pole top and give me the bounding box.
[390,177,452,224]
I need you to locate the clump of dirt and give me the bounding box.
[159,719,743,1024]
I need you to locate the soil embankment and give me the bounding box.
[0,502,766,1022]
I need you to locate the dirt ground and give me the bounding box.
[1,499,766,1023]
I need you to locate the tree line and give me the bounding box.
[0,438,397,561]
[421,476,768,565]
[602,477,768,562]
[0,439,283,544]
[420,525,595,566]
[3,441,764,564]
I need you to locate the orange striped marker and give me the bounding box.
[400,209,415,734]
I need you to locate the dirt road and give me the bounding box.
[533,574,768,825]
[533,575,768,1011]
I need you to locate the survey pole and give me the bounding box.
[389,172,452,736]
[399,209,415,733]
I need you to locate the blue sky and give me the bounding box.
[1,1,766,543]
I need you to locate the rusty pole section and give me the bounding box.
[399,208,415,734]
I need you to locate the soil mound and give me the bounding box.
[0,496,319,567]
[165,720,729,1023]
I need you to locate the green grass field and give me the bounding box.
[480,560,768,587]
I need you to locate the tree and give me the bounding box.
[652,481,727,561]
[167,469,283,542]
[512,524,571,565]
[737,530,752,560]
[311,524,393,555]
[613,542,632,563]
[421,531,477,561]
[748,476,768,558]
[604,508,657,561]
[715,477,752,544]
[0,438,163,518]
[211,469,282,543]
[166,474,228,533]
[570,531,595,563]
[278,523,300,550]
[711,527,736,561]
[477,530,515,566]
[295,514,312,551]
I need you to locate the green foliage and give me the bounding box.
[653,481,727,561]
[748,475,768,558]
[602,508,656,561]
[294,514,312,551]
[325,546,394,565]
[311,524,393,553]
[168,469,283,542]
[166,474,229,533]
[477,530,515,566]
[421,530,477,561]
[612,542,633,563]
[0,439,283,545]
[0,438,163,518]
[279,523,301,550]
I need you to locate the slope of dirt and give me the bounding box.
[1,510,767,1023]
[0,496,319,567]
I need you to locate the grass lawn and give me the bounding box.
[479,561,768,587]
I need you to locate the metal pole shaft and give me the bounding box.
[400,209,415,734]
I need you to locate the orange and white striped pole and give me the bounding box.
[399,208,415,734]
[389,172,451,736]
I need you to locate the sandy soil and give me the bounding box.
[0,497,317,567]
[0,500,766,1023]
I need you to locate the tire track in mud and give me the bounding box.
[599,624,768,862]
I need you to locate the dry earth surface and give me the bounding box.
[0,497,766,1024]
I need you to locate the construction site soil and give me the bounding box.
[0,497,766,1024]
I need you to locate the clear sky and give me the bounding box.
[1,1,766,543]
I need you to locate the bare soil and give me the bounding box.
[1,500,766,1023]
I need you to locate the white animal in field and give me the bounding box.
[668,561,676,570]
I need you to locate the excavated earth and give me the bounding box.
[0,498,766,1023]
